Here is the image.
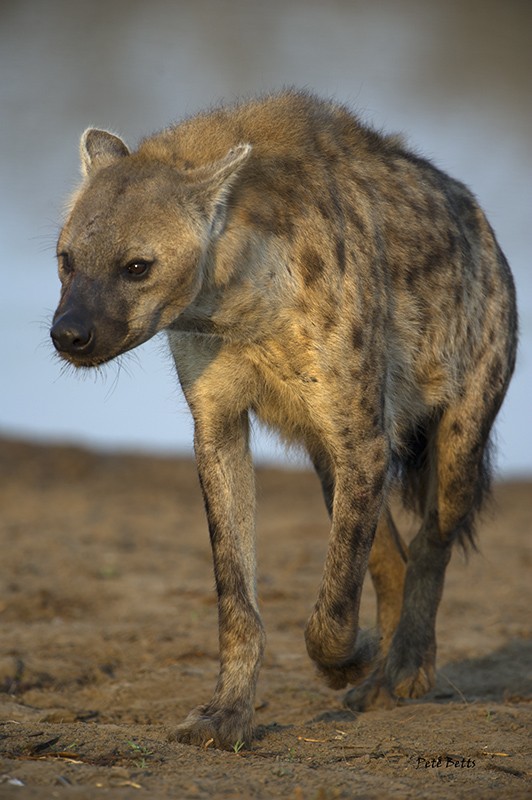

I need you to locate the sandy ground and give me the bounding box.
[0,436,530,799]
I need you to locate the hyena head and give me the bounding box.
[51,129,251,367]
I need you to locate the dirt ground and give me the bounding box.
[0,436,530,799]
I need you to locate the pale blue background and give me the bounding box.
[1,0,530,475]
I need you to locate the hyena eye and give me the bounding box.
[124,260,152,279]
[58,252,73,275]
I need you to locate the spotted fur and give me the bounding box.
[51,90,517,748]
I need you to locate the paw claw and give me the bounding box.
[385,637,436,700]
[393,664,435,699]
[343,670,396,711]
[169,705,253,750]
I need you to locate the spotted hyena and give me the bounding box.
[50,90,517,749]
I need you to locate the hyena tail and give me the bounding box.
[397,415,494,553]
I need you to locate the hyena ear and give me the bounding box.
[80,129,130,177]
[185,143,252,235]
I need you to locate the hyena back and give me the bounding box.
[50,91,517,748]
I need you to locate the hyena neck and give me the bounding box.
[170,225,293,342]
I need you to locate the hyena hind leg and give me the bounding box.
[344,507,408,711]
[307,442,391,690]
[368,507,408,651]
[383,363,506,705]
[313,451,408,690]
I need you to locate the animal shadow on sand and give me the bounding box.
[311,638,532,724]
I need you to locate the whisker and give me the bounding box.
[36,337,54,354]
[32,312,54,332]
[118,350,140,379]
[51,353,108,385]
[104,359,122,400]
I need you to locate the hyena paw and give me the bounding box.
[343,667,396,711]
[344,651,435,710]
[314,629,379,690]
[169,704,253,750]
[389,662,435,699]
[383,633,436,699]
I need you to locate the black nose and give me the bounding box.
[50,313,94,355]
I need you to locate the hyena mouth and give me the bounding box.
[56,350,113,369]
[50,312,133,367]
[51,327,142,369]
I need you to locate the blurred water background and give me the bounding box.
[1,0,530,475]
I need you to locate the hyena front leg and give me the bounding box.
[171,407,265,749]
[305,434,389,689]
[168,338,264,749]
